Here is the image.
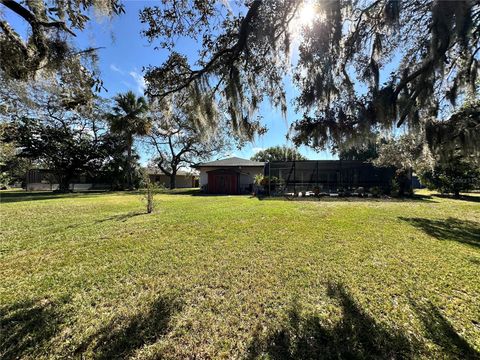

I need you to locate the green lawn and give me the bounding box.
[1,190,479,359]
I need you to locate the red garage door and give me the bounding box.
[208,172,238,194]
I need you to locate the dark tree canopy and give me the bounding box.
[0,80,143,191]
[101,133,145,190]
[425,98,480,161]
[291,0,480,152]
[374,133,429,171]
[0,122,33,186]
[140,0,479,155]
[338,143,379,162]
[108,91,151,141]
[0,80,116,192]
[251,145,307,162]
[4,117,111,192]
[419,156,480,197]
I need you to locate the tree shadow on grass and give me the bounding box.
[247,283,415,359]
[0,190,110,204]
[94,211,147,223]
[247,284,480,359]
[411,300,480,359]
[432,194,480,203]
[0,298,64,360]
[469,257,480,266]
[75,295,180,359]
[399,217,480,248]
[253,193,438,203]
[156,188,202,196]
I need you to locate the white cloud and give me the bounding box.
[129,71,146,94]
[121,80,132,89]
[109,65,146,95]
[252,147,264,154]
[110,64,124,74]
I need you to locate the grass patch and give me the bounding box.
[1,189,479,359]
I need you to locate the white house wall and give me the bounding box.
[199,167,214,187]
[238,170,259,192]
[150,174,194,188]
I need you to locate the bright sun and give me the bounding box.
[297,1,317,27]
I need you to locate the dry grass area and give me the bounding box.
[1,189,479,359]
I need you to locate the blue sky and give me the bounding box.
[4,1,336,163]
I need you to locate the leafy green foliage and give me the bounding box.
[107,91,150,190]
[99,133,145,191]
[291,0,480,151]
[338,143,379,162]
[375,101,480,197]
[108,91,151,138]
[3,117,111,192]
[374,134,432,196]
[251,145,307,162]
[142,0,298,140]
[0,81,116,192]
[419,157,480,196]
[374,133,432,171]
[426,98,480,161]
[0,123,33,186]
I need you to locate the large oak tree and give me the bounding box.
[251,145,307,162]
[1,81,113,192]
[141,0,479,157]
[147,89,230,189]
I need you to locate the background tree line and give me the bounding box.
[0,81,231,191]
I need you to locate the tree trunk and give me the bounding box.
[146,183,154,213]
[58,173,72,193]
[169,171,176,189]
[126,140,133,190]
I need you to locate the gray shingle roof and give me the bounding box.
[195,157,265,168]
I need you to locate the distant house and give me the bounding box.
[25,169,110,191]
[194,157,264,194]
[148,169,198,188]
[25,168,198,191]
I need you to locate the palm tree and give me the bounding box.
[108,91,150,189]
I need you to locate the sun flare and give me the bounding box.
[297,1,317,27]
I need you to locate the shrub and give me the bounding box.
[419,159,480,197]
[255,175,280,193]
[369,186,381,197]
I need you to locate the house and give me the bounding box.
[148,169,198,188]
[194,157,265,194]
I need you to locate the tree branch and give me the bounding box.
[148,0,263,99]
[1,0,76,36]
[0,19,28,54]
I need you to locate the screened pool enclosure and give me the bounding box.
[264,160,395,195]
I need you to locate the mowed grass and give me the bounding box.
[1,190,479,359]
